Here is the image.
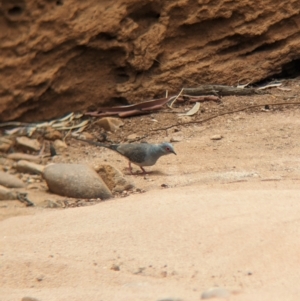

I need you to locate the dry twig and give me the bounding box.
[145,101,300,134]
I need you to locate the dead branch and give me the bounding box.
[177,95,221,103]
[182,85,267,96]
[17,192,34,206]
[146,101,300,134]
[85,97,171,118]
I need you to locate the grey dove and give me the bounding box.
[75,138,176,174]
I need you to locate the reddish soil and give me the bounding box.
[1,0,300,122]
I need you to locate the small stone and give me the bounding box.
[0,171,25,188]
[16,137,41,151]
[201,287,230,299]
[15,160,45,175]
[0,137,13,152]
[210,135,223,140]
[170,136,183,142]
[77,132,95,140]
[42,199,61,208]
[44,164,113,199]
[26,178,35,184]
[95,164,134,193]
[121,190,128,195]
[95,117,124,132]
[53,139,68,152]
[127,133,139,142]
[6,153,41,162]
[43,127,63,140]
[134,267,146,274]
[22,297,41,301]
[0,185,18,200]
[178,116,192,123]
[157,298,183,301]
[111,264,120,271]
[27,184,41,189]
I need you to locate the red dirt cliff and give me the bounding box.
[1,0,300,122]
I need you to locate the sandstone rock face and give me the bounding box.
[1,0,299,122]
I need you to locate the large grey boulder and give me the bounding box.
[44,164,112,200]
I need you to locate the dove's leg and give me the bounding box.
[128,161,146,175]
[128,161,133,175]
[140,166,146,174]
[129,162,146,175]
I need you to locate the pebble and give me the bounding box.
[42,199,61,208]
[76,131,95,140]
[53,139,68,151]
[26,178,35,184]
[0,171,25,188]
[95,117,124,132]
[43,127,63,140]
[21,297,41,301]
[170,135,183,142]
[16,136,41,151]
[111,264,120,271]
[178,116,192,123]
[95,164,134,193]
[6,153,41,162]
[0,185,18,200]
[43,163,113,199]
[210,135,223,140]
[36,275,44,281]
[27,183,41,189]
[127,133,139,141]
[157,298,183,301]
[15,160,45,175]
[201,287,230,299]
[0,137,13,152]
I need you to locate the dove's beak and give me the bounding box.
[172,150,177,155]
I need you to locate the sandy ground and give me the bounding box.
[1,81,300,300]
[1,185,300,301]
